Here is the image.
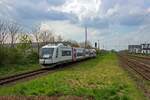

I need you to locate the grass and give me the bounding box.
[0,64,40,78]
[129,53,150,57]
[0,53,146,100]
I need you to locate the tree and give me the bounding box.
[86,41,92,48]
[66,40,80,47]
[32,25,56,56]
[32,25,41,55]
[17,33,32,53]
[39,30,55,44]
[79,41,92,48]
[0,20,7,46]
[17,33,39,64]
[56,35,63,42]
[8,22,22,48]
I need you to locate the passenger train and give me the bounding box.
[39,43,96,67]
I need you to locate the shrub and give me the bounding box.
[0,46,39,66]
[0,47,23,65]
[26,50,38,63]
[0,46,8,65]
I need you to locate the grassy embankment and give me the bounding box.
[0,53,146,100]
[0,64,40,78]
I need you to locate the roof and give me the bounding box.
[141,43,150,45]
[42,43,64,48]
[128,45,141,48]
[42,43,73,48]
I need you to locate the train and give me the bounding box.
[39,43,96,67]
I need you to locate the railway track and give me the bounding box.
[0,68,50,85]
[129,56,150,66]
[0,59,90,86]
[119,54,150,99]
[128,54,150,60]
[119,54,150,81]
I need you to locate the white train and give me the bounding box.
[39,43,96,66]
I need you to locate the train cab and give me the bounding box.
[39,44,56,65]
[39,43,72,65]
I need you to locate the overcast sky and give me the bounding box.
[0,0,150,50]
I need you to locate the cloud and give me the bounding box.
[82,17,109,29]
[0,0,150,50]
[104,2,150,26]
[40,20,85,41]
[1,0,149,28]
[47,0,66,6]
[49,0,102,21]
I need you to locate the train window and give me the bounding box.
[86,51,89,54]
[62,50,71,56]
[77,52,83,56]
[41,48,54,58]
[56,48,58,58]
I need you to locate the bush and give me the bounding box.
[6,48,22,64]
[0,47,23,65]
[0,47,8,65]
[0,46,38,66]
[26,50,39,63]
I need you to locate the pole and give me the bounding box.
[85,26,87,48]
[98,40,99,50]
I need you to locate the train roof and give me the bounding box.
[42,43,71,48]
[42,43,97,51]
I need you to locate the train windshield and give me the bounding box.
[41,48,54,58]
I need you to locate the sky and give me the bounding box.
[0,0,150,50]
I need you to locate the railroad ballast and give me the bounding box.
[39,43,96,66]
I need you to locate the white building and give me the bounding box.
[128,45,141,53]
[128,43,150,54]
[141,44,150,54]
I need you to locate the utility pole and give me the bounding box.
[98,40,100,50]
[85,26,87,49]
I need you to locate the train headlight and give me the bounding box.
[43,54,52,59]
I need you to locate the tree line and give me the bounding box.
[0,19,92,66]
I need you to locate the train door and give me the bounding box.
[72,48,77,61]
[54,47,59,63]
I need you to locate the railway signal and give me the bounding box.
[95,42,97,48]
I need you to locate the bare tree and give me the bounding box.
[39,30,55,44]
[66,39,80,47]
[0,20,7,45]
[32,25,41,54]
[32,25,55,55]
[56,35,63,42]
[17,33,32,54]
[79,41,92,48]
[8,21,22,48]
[86,41,92,48]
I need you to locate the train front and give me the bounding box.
[39,46,54,65]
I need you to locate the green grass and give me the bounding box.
[0,53,146,100]
[0,64,40,78]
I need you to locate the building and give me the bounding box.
[141,44,150,54]
[128,45,141,53]
[128,43,150,54]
